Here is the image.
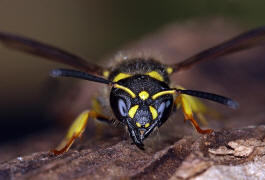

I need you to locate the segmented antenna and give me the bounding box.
[50,69,112,85]
[177,89,239,109]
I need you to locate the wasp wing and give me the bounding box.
[171,26,265,73]
[0,32,103,75]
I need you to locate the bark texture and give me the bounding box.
[0,126,264,180]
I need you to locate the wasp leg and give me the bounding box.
[91,98,115,137]
[51,110,111,155]
[175,91,213,134]
[175,85,219,125]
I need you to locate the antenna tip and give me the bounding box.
[49,69,62,78]
[227,100,239,109]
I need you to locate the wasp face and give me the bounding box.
[110,75,174,149]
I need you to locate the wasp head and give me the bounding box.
[110,75,174,149]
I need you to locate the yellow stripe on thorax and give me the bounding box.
[146,71,164,82]
[113,73,132,82]
[166,67,173,74]
[103,70,110,78]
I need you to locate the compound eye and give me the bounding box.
[157,99,173,124]
[118,98,128,117]
[157,102,166,118]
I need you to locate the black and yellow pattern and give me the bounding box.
[50,57,238,152]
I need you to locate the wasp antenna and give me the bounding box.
[50,68,112,85]
[177,89,239,109]
[50,69,63,77]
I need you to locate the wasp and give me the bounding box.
[0,26,264,155]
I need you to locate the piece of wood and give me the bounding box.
[0,126,264,180]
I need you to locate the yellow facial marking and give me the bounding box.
[128,105,139,118]
[103,70,110,78]
[144,123,150,128]
[114,84,136,98]
[146,71,164,82]
[113,73,132,82]
[152,90,176,100]
[149,106,158,120]
[136,122,141,128]
[167,67,173,74]
[139,91,149,100]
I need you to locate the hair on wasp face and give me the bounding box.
[1,26,264,154]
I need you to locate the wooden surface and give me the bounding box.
[0,126,264,180]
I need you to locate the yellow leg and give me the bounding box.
[51,110,109,155]
[91,98,114,137]
[175,89,213,134]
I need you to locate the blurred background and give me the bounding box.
[0,0,265,157]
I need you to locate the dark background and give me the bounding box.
[0,1,264,143]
